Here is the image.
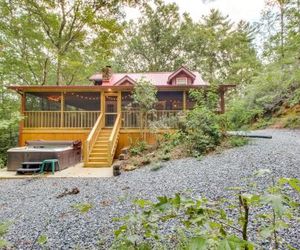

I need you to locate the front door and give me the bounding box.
[104,94,119,127]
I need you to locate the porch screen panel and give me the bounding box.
[156,91,183,110]
[24,92,61,128]
[64,92,100,128]
[121,92,139,128]
[25,92,61,111]
[64,92,100,111]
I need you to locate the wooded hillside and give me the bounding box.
[0,0,300,166]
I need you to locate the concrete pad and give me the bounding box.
[0,163,113,179]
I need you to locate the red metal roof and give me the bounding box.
[89,68,208,86]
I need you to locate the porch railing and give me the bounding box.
[24,110,182,129]
[121,110,182,128]
[24,111,100,128]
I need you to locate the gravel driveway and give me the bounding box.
[0,129,299,249]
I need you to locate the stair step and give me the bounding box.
[94,141,109,144]
[94,144,108,147]
[91,149,108,153]
[92,147,108,151]
[95,139,109,142]
[84,162,110,167]
[89,153,107,157]
[88,159,109,162]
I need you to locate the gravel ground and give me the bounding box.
[0,129,299,249]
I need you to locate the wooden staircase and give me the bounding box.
[84,113,121,168]
[85,128,112,167]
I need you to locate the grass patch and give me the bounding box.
[228,136,249,147]
[150,163,165,171]
[0,222,9,248]
[72,203,93,213]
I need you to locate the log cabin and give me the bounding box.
[8,66,235,167]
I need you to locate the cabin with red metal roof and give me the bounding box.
[8,66,234,167]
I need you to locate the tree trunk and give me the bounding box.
[280,3,285,60]
[56,53,62,86]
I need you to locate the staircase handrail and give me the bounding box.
[108,114,121,164]
[85,113,104,163]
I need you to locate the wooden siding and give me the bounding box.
[21,128,171,159]
[21,129,90,155]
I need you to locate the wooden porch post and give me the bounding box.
[220,88,225,114]
[101,91,105,113]
[60,92,64,127]
[117,91,121,114]
[19,93,25,146]
[183,91,186,111]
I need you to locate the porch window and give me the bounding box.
[156,91,183,110]
[23,92,100,128]
[121,92,138,110]
[25,92,61,111]
[64,92,100,111]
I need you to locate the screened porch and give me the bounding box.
[22,91,196,129]
[24,92,101,128]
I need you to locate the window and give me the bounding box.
[121,92,138,110]
[64,92,100,111]
[176,77,187,85]
[156,91,183,110]
[25,92,61,111]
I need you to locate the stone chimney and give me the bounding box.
[102,65,112,85]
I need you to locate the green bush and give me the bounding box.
[228,136,249,147]
[288,88,300,106]
[284,116,300,129]
[184,106,222,154]
[0,222,9,248]
[226,98,263,130]
[129,140,147,156]
[150,162,165,171]
[111,172,300,250]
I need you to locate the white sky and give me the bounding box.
[125,0,266,23]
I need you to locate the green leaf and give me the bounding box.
[114,225,127,238]
[37,234,48,245]
[0,223,9,236]
[218,235,247,250]
[0,239,8,248]
[254,169,271,177]
[187,237,207,250]
[172,193,181,208]
[72,203,93,213]
[262,194,285,217]
[288,178,300,193]
[241,193,260,203]
[260,226,274,238]
[134,199,152,208]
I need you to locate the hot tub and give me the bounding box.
[7,140,82,171]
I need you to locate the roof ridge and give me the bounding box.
[112,72,173,74]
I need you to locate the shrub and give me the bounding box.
[184,106,222,154]
[0,222,9,248]
[228,136,249,147]
[150,162,164,171]
[226,98,263,130]
[284,116,300,129]
[111,172,300,250]
[129,140,147,156]
[132,78,157,140]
